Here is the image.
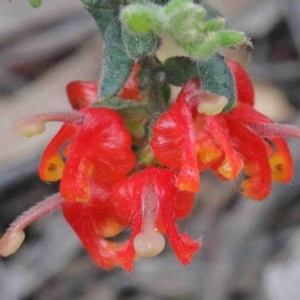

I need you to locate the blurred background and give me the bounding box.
[1,0,300,299]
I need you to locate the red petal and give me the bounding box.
[225,59,255,106]
[66,81,98,110]
[111,167,197,267]
[39,123,78,182]
[266,137,293,182]
[110,172,146,271]
[225,118,271,200]
[151,98,200,192]
[207,116,244,180]
[119,62,141,100]
[228,105,294,183]
[60,108,135,203]
[63,201,125,270]
[227,103,271,124]
[154,170,200,265]
[150,109,184,170]
[177,78,201,110]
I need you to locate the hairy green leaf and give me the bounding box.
[100,19,134,99]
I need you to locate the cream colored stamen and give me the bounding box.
[0,193,63,257]
[14,111,84,137]
[197,93,228,115]
[0,230,25,257]
[134,231,165,257]
[133,183,166,258]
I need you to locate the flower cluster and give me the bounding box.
[151,59,294,200]
[1,58,299,272]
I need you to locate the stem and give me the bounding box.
[0,193,63,257]
[249,123,300,139]
[139,56,170,127]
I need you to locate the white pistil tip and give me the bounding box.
[197,94,228,115]
[133,231,165,258]
[15,121,46,137]
[0,230,25,257]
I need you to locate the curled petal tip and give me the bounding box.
[0,230,25,257]
[134,231,166,258]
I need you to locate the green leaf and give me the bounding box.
[100,19,134,99]
[87,8,115,35]
[81,0,121,9]
[120,4,162,35]
[152,0,170,4]
[122,29,160,59]
[197,54,236,111]
[163,56,198,86]
[94,97,142,110]
[217,30,246,47]
[29,0,42,7]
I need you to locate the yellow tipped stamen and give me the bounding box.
[0,193,63,257]
[0,230,25,257]
[14,111,84,138]
[133,183,166,258]
[197,93,228,115]
[15,121,46,137]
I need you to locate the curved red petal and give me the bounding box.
[39,123,78,182]
[266,137,293,182]
[225,59,255,106]
[154,172,200,265]
[60,108,135,203]
[111,167,197,267]
[151,98,200,192]
[63,202,122,269]
[119,62,141,100]
[207,116,244,180]
[226,118,271,200]
[66,81,98,110]
[227,103,271,124]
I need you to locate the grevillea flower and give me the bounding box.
[3,57,299,272]
[67,62,141,110]
[0,104,199,271]
[110,166,199,270]
[0,107,136,265]
[59,166,199,272]
[151,59,299,200]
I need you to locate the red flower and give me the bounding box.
[39,107,136,202]
[151,59,295,200]
[110,166,200,270]
[0,105,200,271]
[0,107,136,267]
[67,62,141,110]
[2,58,298,271]
[63,166,199,272]
[38,107,139,270]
